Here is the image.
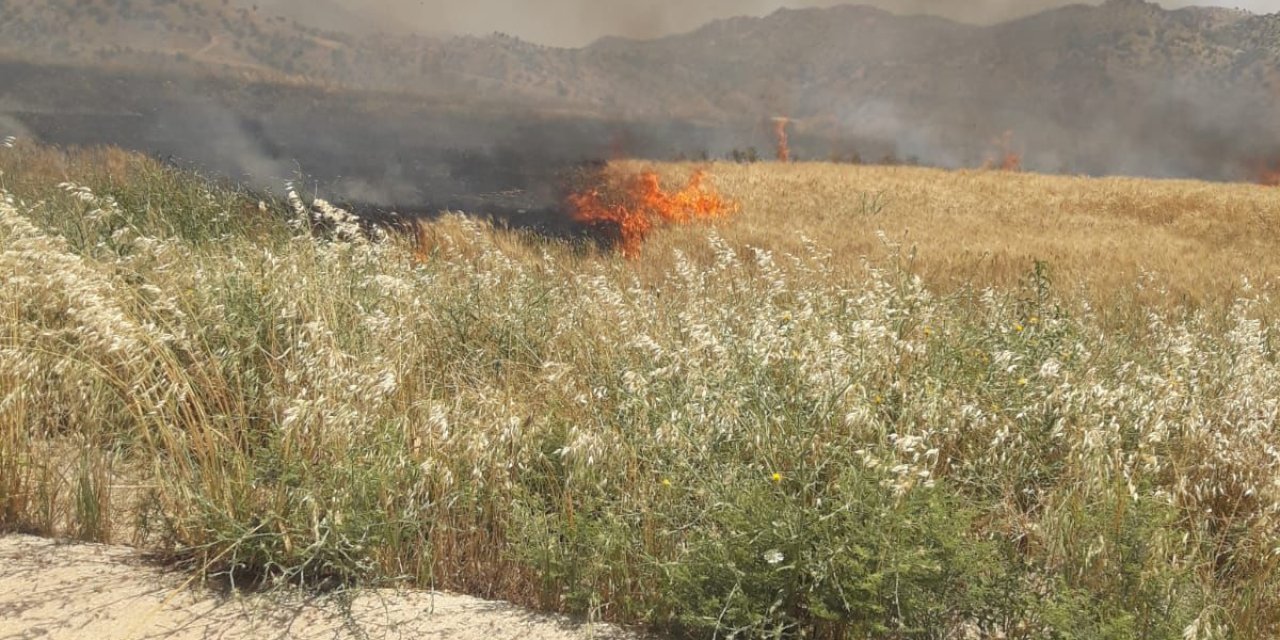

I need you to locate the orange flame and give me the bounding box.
[985,130,1022,172]
[568,168,737,258]
[1257,161,1280,186]
[411,219,434,265]
[773,117,791,163]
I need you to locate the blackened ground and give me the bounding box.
[0,61,753,214]
[0,60,904,232]
[6,58,1275,234]
[355,160,614,252]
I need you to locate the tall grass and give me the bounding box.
[3,143,1279,638]
[639,160,1280,309]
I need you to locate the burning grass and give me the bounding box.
[5,143,1280,639]
[772,116,791,163]
[986,130,1023,172]
[568,165,737,258]
[1255,158,1280,186]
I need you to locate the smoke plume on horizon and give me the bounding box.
[243,0,1278,46]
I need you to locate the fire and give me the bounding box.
[568,167,737,258]
[985,130,1022,172]
[772,117,791,163]
[1256,159,1280,186]
[411,219,434,265]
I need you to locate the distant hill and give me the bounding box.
[1,0,1278,181]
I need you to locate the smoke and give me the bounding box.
[0,114,34,143]
[785,0,1278,27]
[818,70,1279,180]
[6,0,1277,225]
[146,90,426,205]
[223,0,1280,185]
[154,101,295,192]
[243,0,1277,47]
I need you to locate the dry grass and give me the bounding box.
[628,161,1280,307]
[0,142,153,187]
[4,144,1280,639]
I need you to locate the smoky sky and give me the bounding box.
[245,0,1280,46]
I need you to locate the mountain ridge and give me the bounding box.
[1,0,1278,181]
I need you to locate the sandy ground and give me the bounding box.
[0,535,639,640]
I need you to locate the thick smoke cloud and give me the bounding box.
[8,1,1274,219]
[243,0,1279,47]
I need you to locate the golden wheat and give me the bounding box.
[626,161,1280,308]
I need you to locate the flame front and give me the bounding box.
[773,117,791,163]
[569,168,737,258]
[1257,160,1280,186]
[986,130,1022,171]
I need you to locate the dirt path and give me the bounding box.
[0,535,638,640]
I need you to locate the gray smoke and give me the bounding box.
[6,0,1278,217]
[0,113,33,143]
[155,101,296,191]
[241,0,1278,47]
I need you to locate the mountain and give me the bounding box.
[228,0,389,36]
[1,0,1278,183]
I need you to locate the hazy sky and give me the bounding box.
[256,0,1280,47]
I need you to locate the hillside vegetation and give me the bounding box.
[2,0,1280,178]
[3,142,1280,638]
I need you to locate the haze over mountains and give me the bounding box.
[239,0,1280,46]
[1,0,1278,205]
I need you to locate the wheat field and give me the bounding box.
[633,161,1280,305]
[3,143,1280,639]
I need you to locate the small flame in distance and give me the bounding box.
[1256,159,1280,186]
[773,117,791,163]
[568,167,738,258]
[985,130,1023,172]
